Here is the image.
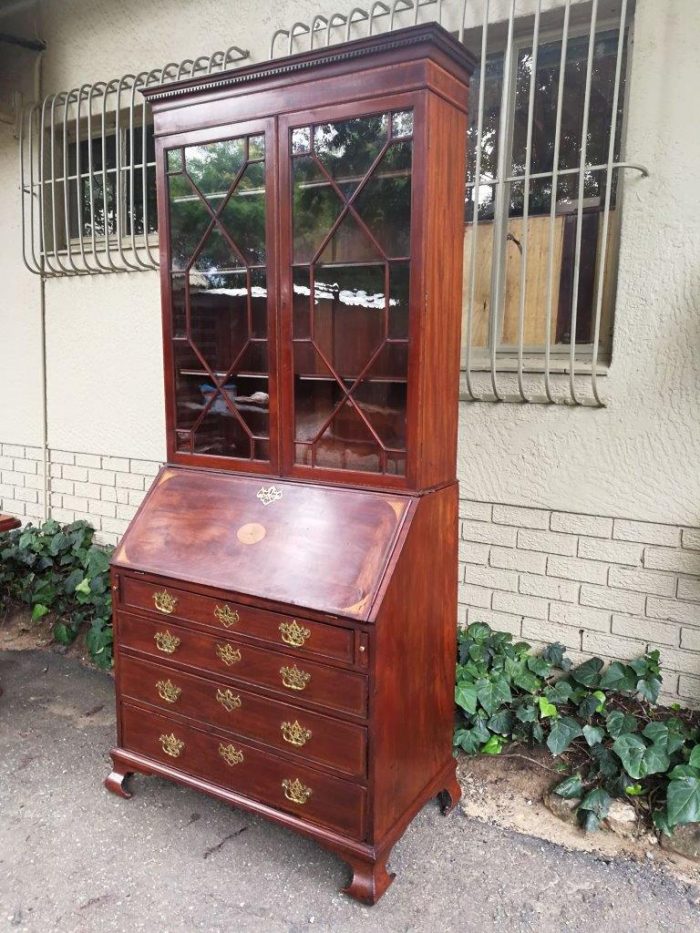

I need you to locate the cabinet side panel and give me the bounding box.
[370,483,458,841]
[414,83,468,488]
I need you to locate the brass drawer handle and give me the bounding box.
[218,743,244,766]
[159,733,184,757]
[215,604,239,628]
[282,777,312,805]
[216,688,242,712]
[279,620,310,648]
[154,630,180,654]
[153,589,177,614]
[216,643,242,666]
[156,679,181,704]
[280,664,311,691]
[281,720,312,747]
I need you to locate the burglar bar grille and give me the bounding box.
[19,0,649,405]
[19,44,249,277]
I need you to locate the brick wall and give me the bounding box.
[2,444,699,707]
[0,444,161,546]
[458,500,700,707]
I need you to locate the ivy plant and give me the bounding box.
[455,622,700,834]
[0,519,113,668]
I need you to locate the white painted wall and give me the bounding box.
[0,0,698,522]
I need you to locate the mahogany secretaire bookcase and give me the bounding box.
[105,23,475,903]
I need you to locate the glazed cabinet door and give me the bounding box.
[158,119,279,472]
[279,98,420,487]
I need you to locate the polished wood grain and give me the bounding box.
[117,611,368,718]
[112,469,409,619]
[107,24,473,906]
[120,702,367,839]
[119,653,368,778]
[0,514,21,533]
[118,574,355,664]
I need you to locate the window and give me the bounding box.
[66,123,157,241]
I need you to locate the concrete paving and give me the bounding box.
[1,649,699,933]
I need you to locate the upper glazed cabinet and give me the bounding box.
[156,24,471,491]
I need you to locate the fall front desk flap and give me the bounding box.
[112,468,415,621]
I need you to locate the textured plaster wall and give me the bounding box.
[0,0,698,522]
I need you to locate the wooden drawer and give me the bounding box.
[120,702,367,840]
[117,612,368,718]
[118,574,355,665]
[119,654,367,779]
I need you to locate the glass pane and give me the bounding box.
[170,132,270,463]
[292,127,310,154]
[169,174,211,271]
[185,139,246,200]
[354,141,412,258]
[391,111,413,138]
[219,161,266,265]
[292,155,344,263]
[313,114,388,182]
[311,264,385,377]
[167,148,182,172]
[292,111,413,476]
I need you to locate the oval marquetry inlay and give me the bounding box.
[236,522,267,545]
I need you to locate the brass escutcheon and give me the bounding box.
[153,589,177,614]
[281,720,312,747]
[216,688,242,712]
[215,604,239,628]
[279,620,311,648]
[280,665,311,691]
[282,777,312,805]
[216,643,242,666]
[218,743,244,766]
[154,630,180,654]
[256,485,282,507]
[159,733,184,757]
[156,679,181,704]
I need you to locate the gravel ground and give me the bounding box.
[1,649,699,933]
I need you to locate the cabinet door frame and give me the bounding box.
[277,91,427,491]
[155,116,282,474]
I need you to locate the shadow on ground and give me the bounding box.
[1,649,698,932]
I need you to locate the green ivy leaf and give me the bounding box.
[571,657,604,688]
[466,622,492,644]
[476,676,512,716]
[669,764,700,780]
[637,676,661,705]
[582,724,605,747]
[643,742,670,777]
[625,783,644,796]
[515,702,538,723]
[579,787,612,820]
[75,577,91,595]
[592,690,607,710]
[598,661,638,692]
[454,728,482,755]
[455,682,478,716]
[688,745,700,770]
[488,710,515,736]
[606,710,638,738]
[578,694,601,719]
[541,642,572,671]
[612,733,646,779]
[652,808,672,837]
[642,721,669,749]
[667,776,700,828]
[591,743,619,778]
[53,621,77,645]
[553,774,583,799]
[538,696,558,719]
[31,603,50,622]
[527,656,551,677]
[547,716,583,756]
[481,735,505,756]
[85,546,111,577]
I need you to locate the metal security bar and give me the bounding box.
[19,44,249,277]
[270,0,649,406]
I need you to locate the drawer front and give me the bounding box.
[119,575,354,665]
[120,702,366,840]
[117,612,367,718]
[119,654,367,778]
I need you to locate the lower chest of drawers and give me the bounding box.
[112,578,370,841]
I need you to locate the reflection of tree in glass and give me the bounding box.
[466,30,626,220]
[168,138,266,279]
